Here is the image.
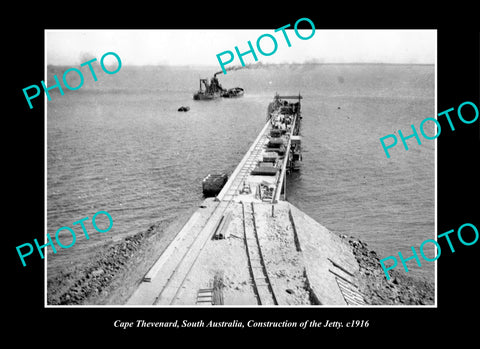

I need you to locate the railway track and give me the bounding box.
[218,122,270,202]
[151,156,265,305]
[152,199,231,305]
[242,201,278,305]
[147,123,272,305]
[128,95,303,306]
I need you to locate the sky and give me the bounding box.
[46,29,436,66]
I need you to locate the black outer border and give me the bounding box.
[7,6,479,342]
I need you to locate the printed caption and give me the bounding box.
[114,319,370,330]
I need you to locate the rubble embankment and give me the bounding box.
[346,236,435,305]
[47,225,156,305]
[47,210,194,305]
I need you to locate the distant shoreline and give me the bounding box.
[47,62,435,69]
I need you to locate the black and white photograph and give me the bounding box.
[43,29,437,307]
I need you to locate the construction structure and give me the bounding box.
[127,94,366,306]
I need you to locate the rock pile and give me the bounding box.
[47,224,159,305]
[346,236,435,305]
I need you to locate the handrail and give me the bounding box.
[272,114,298,203]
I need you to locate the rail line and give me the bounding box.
[128,94,302,306]
[152,124,271,305]
[151,199,231,305]
[242,201,278,305]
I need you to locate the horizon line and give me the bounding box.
[47,61,435,67]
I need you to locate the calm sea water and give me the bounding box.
[47,64,435,282]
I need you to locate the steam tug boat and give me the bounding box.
[193,72,244,100]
